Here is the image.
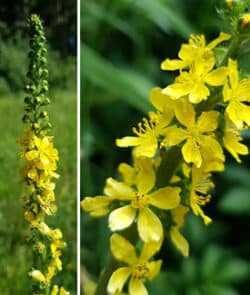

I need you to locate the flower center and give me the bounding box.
[132,263,149,280]
[131,192,150,209]
[132,114,159,138]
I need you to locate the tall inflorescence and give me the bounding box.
[19,14,69,295]
[82,2,250,295]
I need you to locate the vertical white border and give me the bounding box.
[77,0,81,293]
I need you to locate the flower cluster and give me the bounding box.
[82,3,250,294]
[19,15,69,295]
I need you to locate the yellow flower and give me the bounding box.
[223,117,248,163]
[29,270,46,283]
[189,166,213,225]
[81,195,114,217]
[107,159,181,242]
[107,234,162,295]
[116,111,171,158]
[163,58,227,104]
[170,205,189,257]
[161,32,230,72]
[226,0,233,8]
[223,59,250,129]
[241,13,250,28]
[118,156,156,188]
[162,99,224,168]
[150,87,174,124]
[51,285,59,295]
[25,135,58,171]
[59,287,70,295]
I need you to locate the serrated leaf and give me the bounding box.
[218,187,250,215]
[81,43,153,113]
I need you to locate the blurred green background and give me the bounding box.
[0,1,76,294]
[81,0,250,294]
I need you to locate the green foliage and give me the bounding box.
[0,34,76,95]
[0,89,76,294]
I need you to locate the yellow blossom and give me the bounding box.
[29,270,46,283]
[25,135,58,171]
[107,234,162,295]
[170,205,189,257]
[163,57,227,104]
[189,166,214,225]
[223,59,250,129]
[107,158,181,242]
[81,195,114,217]
[162,98,224,168]
[223,116,248,163]
[161,32,230,72]
[241,13,250,28]
[116,111,171,158]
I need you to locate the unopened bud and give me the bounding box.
[32,123,39,130]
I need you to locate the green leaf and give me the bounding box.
[204,285,238,295]
[201,246,223,281]
[216,258,249,283]
[82,1,142,45]
[222,164,250,188]
[81,43,153,113]
[218,187,250,215]
[124,0,197,38]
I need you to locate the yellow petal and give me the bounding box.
[136,159,155,194]
[104,178,134,200]
[110,234,137,265]
[162,126,188,146]
[138,208,163,242]
[128,278,148,295]
[182,138,202,168]
[204,67,227,86]
[147,260,162,281]
[133,137,158,158]
[140,241,162,262]
[237,79,250,101]
[170,227,189,257]
[178,44,195,63]
[174,98,195,128]
[171,205,189,228]
[25,150,39,161]
[116,136,142,147]
[161,58,187,71]
[223,79,232,102]
[162,74,193,99]
[150,87,172,112]
[226,101,249,129]
[207,32,231,49]
[223,132,248,163]
[197,111,219,133]
[81,196,112,217]
[118,163,135,186]
[228,59,238,90]
[200,136,225,163]
[149,187,181,210]
[109,205,136,231]
[189,81,210,104]
[107,267,132,294]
